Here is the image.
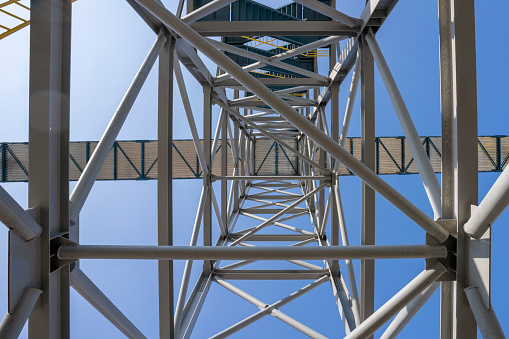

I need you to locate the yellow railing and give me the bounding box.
[249,69,296,79]
[241,35,328,57]
[0,0,30,41]
[0,0,77,41]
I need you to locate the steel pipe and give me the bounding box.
[132,0,449,242]
[70,268,146,339]
[212,277,328,339]
[364,32,442,219]
[380,282,439,339]
[211,37,334,83]
[464,165,509,238]
[69,31,166,222]
[334,186,361,325]
[0,185,42,241]
[174,186,208,332]
[339,53,360,148]
[464,287,506,339]
[229,183,328,246]
[217,100,329,174]
[0,288,41,339]
[344,262,447,339]
[210,108,225,168]
[173,58,208,175]
[58,244,447,261]
[212,175,327,181]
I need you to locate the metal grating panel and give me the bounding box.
[1,136,507,182]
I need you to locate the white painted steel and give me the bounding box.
[213,277,329,339]
[339,53,360,148]
[364,32,442,220]
[57,244,447,260]
[380,282,439,339]
[0,185,42,241]
[173,59,208,174]
[0,288,41,339]
[132,0,449,242]
[69,31,167,222]
[344,262,447,339]
[217,101,329,173]
[229,183,327,246]
[464,287,506,339]
[464,166,509,238]
[334,186,361,325]
[210,109,225,168]
[70,268,146,339]
[174,186,208,333]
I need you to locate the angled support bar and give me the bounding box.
[0,288,41,339]
[57,244,447,260]
[69,30,167,222]
[216,100,329,174]
[174,186,208,334]
[339,52,360,148]
[70,268,146,339]
[380,282,439,339]
[334,186,361,325]
[209,36,341,83]
[364,32,442,219]
[344,262,447,339]
[212,277,328,339]
[0,185,41,241]
[464,287,506,339]
[174,59,208,174]
[464,166,509,238]
[132,0,449,244]
[229,183,328,246]
[293,0,362,27]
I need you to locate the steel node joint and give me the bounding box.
[425,231,457,282]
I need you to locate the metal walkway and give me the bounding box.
[2,136,508,182]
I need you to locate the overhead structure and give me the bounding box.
[0,0,506,338]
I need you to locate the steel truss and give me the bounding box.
[0,0,506,338]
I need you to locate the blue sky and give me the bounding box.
[0,0,508,338]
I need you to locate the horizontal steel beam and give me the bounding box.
[57,245,447,260]
[215,77,329,88]
[189,21,359,36]
[212,175,327,181]
[213,269,328,280]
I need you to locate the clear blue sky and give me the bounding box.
[0,0,507,338]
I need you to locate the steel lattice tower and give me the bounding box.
[0,0,506,338]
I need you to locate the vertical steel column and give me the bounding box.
[450,0,478,337]
[158,32,174,339]
[330,40,340,274]
[221,111,228,228]
[360,36,375,333]
[28,0,72,337]
[438,0,454,337]
[233,90,240,213]
[330,79,340,267]
[203,84,213,273]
